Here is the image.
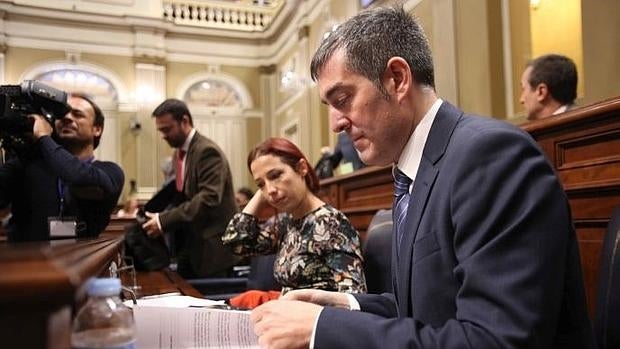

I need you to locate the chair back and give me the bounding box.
[595,206,620,349]
[363,209,393,294]
[247,254,280,291]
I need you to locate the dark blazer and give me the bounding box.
[159,132,241,277]
[315,102,594,348]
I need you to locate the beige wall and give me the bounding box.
[308,9,332,151]
[581,0,620,105]
[223,65,261,109]
[530,0,584,98]
[118,111,139,199]
[455,0,494,116]
[412,0,434,48]
[508,0,532,119]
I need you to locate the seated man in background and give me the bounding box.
[520,53,578,120]
[0,93,124,242]
[330,132,366,173]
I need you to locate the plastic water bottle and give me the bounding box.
[71,278,137,349]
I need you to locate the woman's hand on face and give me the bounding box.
[243,190,277,221]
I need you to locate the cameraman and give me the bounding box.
[0,93,124,242]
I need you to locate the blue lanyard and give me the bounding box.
[57,156,95,217]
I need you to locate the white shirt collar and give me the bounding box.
[396,98,443,184]
[552,104,570,115]
[181,128,196,153]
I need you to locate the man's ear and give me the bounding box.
[93,125,103,139]
[383,57,411,102]
[535,83,549,102]
[181,114,192,131]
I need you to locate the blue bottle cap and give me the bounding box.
[86,277,122,297]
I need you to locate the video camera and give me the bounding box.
[0,80,72,156]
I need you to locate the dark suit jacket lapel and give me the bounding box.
[183,132,203,195]
[395,102,462,316]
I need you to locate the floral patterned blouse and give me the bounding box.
[222,204,367,294]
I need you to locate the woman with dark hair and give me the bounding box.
[223,137,366,297]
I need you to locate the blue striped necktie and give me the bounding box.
[393,167,413,248]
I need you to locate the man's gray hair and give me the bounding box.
[310,6,435,96]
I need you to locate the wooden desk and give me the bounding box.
[318,165,393,241]
[0,234,202,348]
[0,235,125,349]
[130,268,203,299]
[105,216,136,235]
[521,96,620,316]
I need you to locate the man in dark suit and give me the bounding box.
[330,132,365,172]
[520,54,578,120]
[143,98,241,278]
[250,6,594,349]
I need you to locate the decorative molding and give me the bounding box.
[0,0,327,68]
[133,54,167,65]
[275,85,307,116]
[298,25,309,40]
[18,60,130,105]
[175,70,254,110]
[65,50,81,64]
[259,64,277,75]
[84,0,134,5]
[162,0,285,33]
[281,116,300,144]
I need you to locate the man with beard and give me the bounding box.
[143,98,240,278]
[0,93,124,242]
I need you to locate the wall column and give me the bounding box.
[134,62,166,198]
[259,64,277,142]
[297,25,316,161]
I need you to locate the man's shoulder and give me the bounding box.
[93,160,124,178]
[190,132,217,150]
[456,113,524,137]
[190,132,229,158]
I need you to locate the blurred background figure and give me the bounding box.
[235,187,254,210]
[520,53,578,121]
[116,179,139,218]
[160,156,175,185]
[314,146,335,179]
[116,195,139,218]
[315,133,366,179]
[331,132,366,174]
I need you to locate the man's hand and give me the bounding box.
[142,211,162,237]
[281,289,351,309]
[29,114,53,139]
[251,300,322,349]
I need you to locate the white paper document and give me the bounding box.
[133,306,259,349]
